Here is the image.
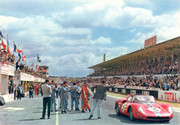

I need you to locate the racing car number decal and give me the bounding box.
[147,104,161,117]
[121,103,127,112]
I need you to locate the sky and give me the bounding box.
[0,0,180,77]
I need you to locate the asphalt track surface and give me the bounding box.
[0,95,180,125]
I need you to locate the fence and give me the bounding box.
[107,86,180,102]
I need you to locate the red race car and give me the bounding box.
[115,95,173,121]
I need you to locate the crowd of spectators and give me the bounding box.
[87,75,180,91]
[90,55,179,76]
[0,47,47,79]
[88,54,180,91]
[0,48,15,64]
[15,62,47,79]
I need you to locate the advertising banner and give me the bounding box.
[38,78,41,82]
[34,76,38,82]
[0,62,15,76]
[20,72,25,81]
[158,90,180,102]
[8,65,15,76]
[144,35,157,48]
[1,62,9,75]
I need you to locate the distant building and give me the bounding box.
[38,66,49,77]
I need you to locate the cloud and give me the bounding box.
[0,12,124,77]
[0,16,18,28]
[127,12,180,45]
[0,0,180,77]
[41,45,128,76]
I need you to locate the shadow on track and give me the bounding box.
[33,111,42,113]
[19,118,45,121]
[64,111,85,114]
[72,118,98,121]
[108,114,170,124]
[37,107,43,109]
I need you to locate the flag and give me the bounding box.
[18,53,21,62]
[22,55,26,61]
[37,66,40,71]
[37,54,41,62]
[14,43,17,52]
[7,39,11,55]
[14,42,22,53]
[17,48,23,53]
[0,31,3,38]
[0,31,7,50]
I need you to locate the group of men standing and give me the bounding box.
[40,79,107,120]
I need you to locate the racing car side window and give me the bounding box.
[127,96,133,102]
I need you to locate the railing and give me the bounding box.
[106,85,180,102]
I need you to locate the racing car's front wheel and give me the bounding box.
[115,104,120,116]
[129,107,134,121]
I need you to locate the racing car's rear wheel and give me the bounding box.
[129,107,134,121]
[115,104,120,116]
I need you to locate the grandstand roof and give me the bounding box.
[88,36,180,69]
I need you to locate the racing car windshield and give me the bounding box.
[133,96,155,104]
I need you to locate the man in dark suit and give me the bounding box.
[89,81,107,119]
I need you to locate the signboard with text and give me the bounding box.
[1,62,9,75]
[0,62,15,76]
[34,76,38,82]
[144,36,157,48]
[158,90,180,102]
[8,65,15,76]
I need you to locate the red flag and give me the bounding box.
[0,31,7,50]
[7,39,11,55]
[1,37,7,50]
[38,66,40,71]
[22,55,26,61]
[17,48,22,53]
[7,47,11,54]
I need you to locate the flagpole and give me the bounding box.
[7,34,8,53]
[13,41,15,55]
[22,49,24,64]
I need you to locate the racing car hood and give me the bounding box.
[135,103,173,117]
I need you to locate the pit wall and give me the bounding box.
[107,86,180,103]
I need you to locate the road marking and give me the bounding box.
[56,111,59,125]
[173,107,180,113]
[56,102,59,125]
[107,95,119,99]
[4,107,25,111]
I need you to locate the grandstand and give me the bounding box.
[88,37,180,77]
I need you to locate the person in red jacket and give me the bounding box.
[81,82,92,113]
